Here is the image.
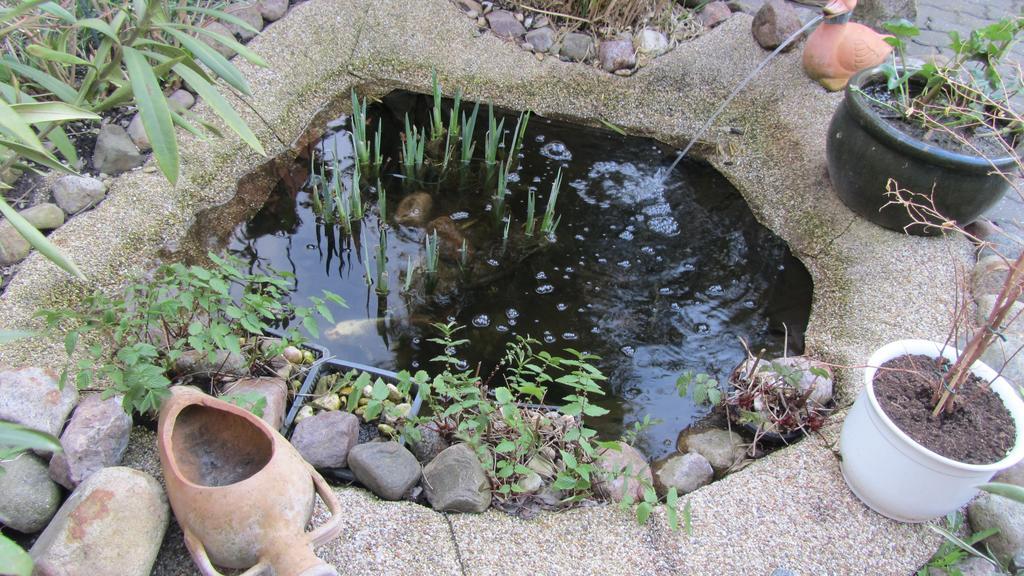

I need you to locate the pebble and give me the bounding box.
[348,441,422,501]
[258,0,288,21]
[200,21,237,58]
[290,410,359,468]
[225,2,265,41]
[0,367,78,440]
[422,443,492,513]
[52,175,108,214]
[677,428,746,475]
[653,452,714,496]
[699,1,733,28]
[594,443,652,502]
[92,124,146,176]
[752,0,804,51]
[560,32,595,62]
[0,454,62,533]
[0,203,67,266]
[598,39,636,72]
[486,10,526,39]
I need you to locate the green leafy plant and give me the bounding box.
[37,253,344,416]
[539,168,562,238]
[299,366,417,439]
[675,371,721,406]
[917,511,1006,576]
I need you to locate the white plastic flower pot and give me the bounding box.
[840,339,1024,522]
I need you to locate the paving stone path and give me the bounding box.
[908,0,1024,251]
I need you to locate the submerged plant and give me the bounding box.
[459,238,469,270]
[425,230,440,278]
[403,254,415,293]
[505,110,532,173]
[524,188,537,237]
[350,163,364,220]
[493,163,510,223]
[377,179,387,225]
[373,118,383,169]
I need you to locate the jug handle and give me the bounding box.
[308,464,344,547]
[182,522,271,576]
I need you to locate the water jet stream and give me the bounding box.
[663,14,824,179]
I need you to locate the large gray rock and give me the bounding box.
[973,255,1011,300]
[677,428,746,474]
[853,0,916,31]
[92,124,145,175]
[968,492,1024,566]
[348,441,422,500]
[0,367,78,440]
[422,443,491,513]
[699,1,733,28]
[0,203,67,266]
[486,10,526,39]
[258,0,288,21]
[200,21,237,58]
[0,454,62,533]
[48,394,132,489]
[30,467,168,576]
[220,376,288,430]
[394,192,434,227]
[594,443,652,502]
[52,175,107,214]
[598,39,636,72]
[410,423,449,463]
[560,32,595,62]
[225,2,264,41]
[653,452,713,496]
[290,410,359,468]
[751,0,803,52]
[525,27,555,53]
[994,460,1024,487]
[126,114,152,153]
[172,349,248,378]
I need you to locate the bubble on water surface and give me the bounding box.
[543,333,557,344]
[536,284,554,294]
[506,308,519,320]
[472,314,491,328]
[641,246,656,255]
[556,303,568,311]
[562,332,578,341]
[620,346,636,358]
[497,324,509,333]
[450,211,470,221]
[540,141,573,161]
[535,271,547,280]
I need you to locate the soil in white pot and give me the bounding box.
[874,354,1015,464]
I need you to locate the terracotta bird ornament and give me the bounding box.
[802,0,893,91]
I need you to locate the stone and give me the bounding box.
[525,27,555,54]
[52,175,107,214]
[395,192,434,226]
[560,32,595,62]
[598,39,636,73]
[486,10,526,39]
[0,202,67,264]
[126,114,152,153]
[290,410,359,468]
[928,556,1000,576]
[728,0,765,14]
[853,0,916,31]
[92,124,145,175]
[200,21,237,59]
[0,367,78,440]
[20,203,66,230]
[172,349,248,378]
[636,29,669,56]
[410,423,449,463]
[973,255,1011,300]
[427,215,466,261]
[752,0,803,52]
[220,376,288,430]
[48,394,132,490]
[258,0,288,21]
[677,428,746,474]
[594,443,652,502]
[225,2,264,41]
[994,460,1024,487]
[0,454,62,533]
[968,492,1024,566]
[653,452,714,496]
[699,1,733,28]
[422,443,491,513]
[347,441,422,500]
[30,467,168,576]
[454,0,482,16]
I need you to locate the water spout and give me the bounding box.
[662,14,824,179]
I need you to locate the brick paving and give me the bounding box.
[907,0,1024,245]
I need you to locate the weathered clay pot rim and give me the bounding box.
[845,66,1018,172]
[160,390,278,491]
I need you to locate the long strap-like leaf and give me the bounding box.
[0,197,85,279]
[123,47,178,183]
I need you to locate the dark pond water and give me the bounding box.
[182,91,812,458]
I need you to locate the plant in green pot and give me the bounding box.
[826,16,1022,235]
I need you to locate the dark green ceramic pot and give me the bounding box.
[827,66,1017,236]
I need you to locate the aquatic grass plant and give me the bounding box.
[361,233,373,287]
[425,230,440,277]
[402,113,427,173]
[539,168,563,237]
[493,163,510,223]
[484,102,506,167]
[430,70,445,142]
[375,229,390,296]
[350,163,364,220]
[505,110,531,173]
[403,254,415,293]
[459,239,469,270]
[502,216,512,252]
[373,118,383,168]
[351,90,371,166]
[441,90,464,173]
[461,102,480,164]
[524,188,537,237]
[376,179,387,225]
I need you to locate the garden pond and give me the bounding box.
[178,90,813,458]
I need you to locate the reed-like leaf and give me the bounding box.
[173,64,265,155]
[123,47,178,183]
[0,197,84,279]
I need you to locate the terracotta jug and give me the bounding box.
[158,387,343,576]
[802,0,893,91]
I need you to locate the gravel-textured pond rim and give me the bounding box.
[2,0,967,574]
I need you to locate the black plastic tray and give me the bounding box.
[282,358,424,484]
